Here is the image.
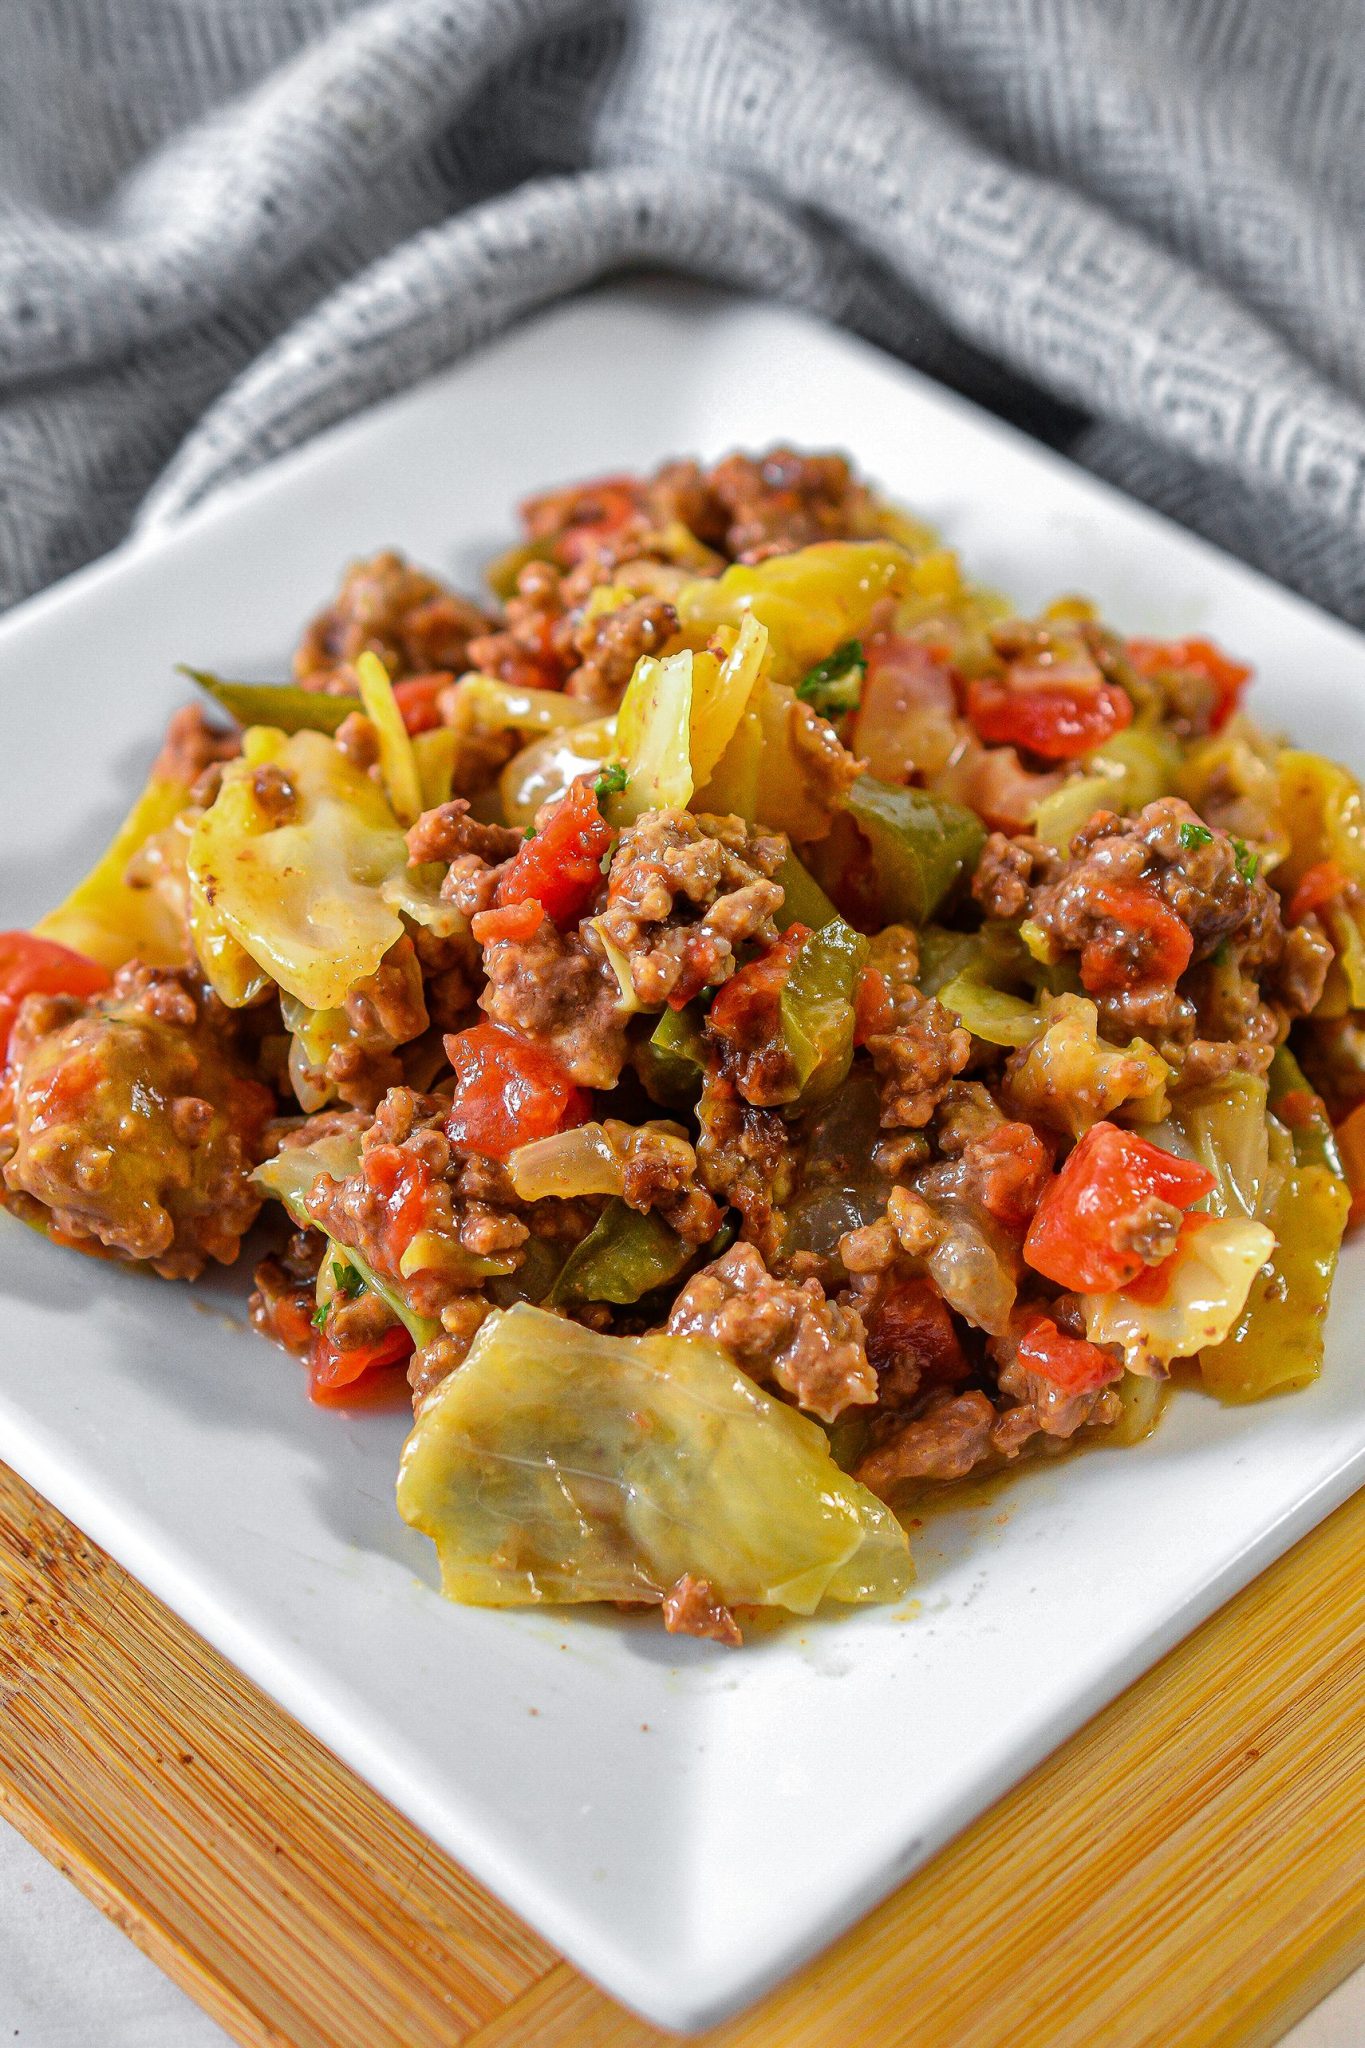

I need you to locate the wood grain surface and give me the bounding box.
[2,1454,1364,2048]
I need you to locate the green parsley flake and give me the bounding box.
[796,640,866,715]
[1233,837,1259,882]
[312,1299,330,1332]
[332,1259,365,1300]
[523,825,537,841]
[593,760,629,801]
[1179,821,1214,850]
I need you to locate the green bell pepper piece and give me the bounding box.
[550,1199,692,1306]
[934,971,1039,1048]
[778,917,869,1105]
[181,665,358,736]
[1199,1162,1349,1402]
[634,1005,708,1109]
[843,775,986,925]
[774,849,841,932]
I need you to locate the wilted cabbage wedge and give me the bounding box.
[397,1302,912,1614]
[188,726,412,1010]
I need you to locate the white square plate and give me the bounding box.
[3,282,1365,2033]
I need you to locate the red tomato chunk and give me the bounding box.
[493,779,612,929]
[1023,1120,1216,1295]
[1016,1312,1123,1394]
[445,1021,590,1160]
[392,672,452,735]
[706,925,810,1050]
[966,676,1132,762]
[309,1325,413,1402]
[1079,881,1193,995]
[0,930,111,1063]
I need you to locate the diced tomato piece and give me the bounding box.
[0,930,111,1064]
[1336,1102,1365,1228]
[1119,1209,1214,1305]
[308,1324,413,1399]
[965,676,1132,761]
[359,1145,442,1276]
[1079,880,1193,994]
[492,778,612,929]
[1287,859,1348,927]
[1126,637,1251,732]
[470,899,546,945]
[853,965,894,1044]
[706,926,810,1050]
[392,672,452,735]
[1016,1312,1124,1394]
[1023,1120,1216,1295]
[445,1021,591,1161]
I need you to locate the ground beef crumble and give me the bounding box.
[2,966,272,1278]
[662,1573,743,1647]
[1025,796,1330,1066]
[479,918,633,1090]
[596,809,787,1008]
[295,550,490,688]
[667,1242,876,1422]
[695,1072,799,1264]
[862,925,972,1128]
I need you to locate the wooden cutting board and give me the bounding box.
[2,1455,1365,2048]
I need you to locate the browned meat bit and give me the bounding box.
[610,1120,721,1245]
[520,474,653,569]
[464,559,577,695]
[294,549,490,687]
[410,922,481,1036]
[782,693,867,838]
[705,448,878,562]
[855,1390,998,1495]
[154,702,240,787]
[861,926,971,1129]
[924,1085,1053,1236]
[408,1294,495,1415]
[662,1574,743,1648]
[1,965,273,1279]
[856,1273,970,1411]
[1026,797,1298,1055]
[406,798,524,916]
[972,832,1054,921]
[334,711,381,772]
[565,595,679,709]
[479,918,633,1089]
[695,1072,798,1264]
[249,1228,325,1356]
[596,809,786,1009]
[667,1242,876,1423]
[293,935,431,1115]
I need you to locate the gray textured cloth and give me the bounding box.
[4,0,1365,620]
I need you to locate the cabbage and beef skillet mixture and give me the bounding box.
[4,448,1365,1645]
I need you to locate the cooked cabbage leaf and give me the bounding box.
[355,650,423,827]
[396,1301,912,1612]
[188,727,412,1010]
[613,648,694,819]
[1083,1218,1275,1374]
[674,542,918,686]
[35,771,194,970]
